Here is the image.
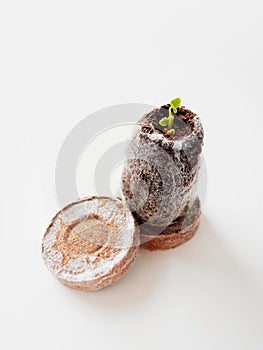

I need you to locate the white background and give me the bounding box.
[1,1,263,349]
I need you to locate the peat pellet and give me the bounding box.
[42,196,139,291]
[122,104,204,229]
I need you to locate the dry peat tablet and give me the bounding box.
[42,196,139,291]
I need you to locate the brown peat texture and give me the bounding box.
[121,105,204,230]
[42,196,139,291]
[140,197,201,251]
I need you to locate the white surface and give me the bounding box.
[0,1,263,350]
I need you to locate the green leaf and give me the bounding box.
[170,97,181,111]
[159,117,169,127]
[167,128,176,136]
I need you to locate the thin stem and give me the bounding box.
[168,107,174,129]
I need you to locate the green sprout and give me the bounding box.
[159,97,182,135]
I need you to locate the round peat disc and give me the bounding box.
[42,196,139,291]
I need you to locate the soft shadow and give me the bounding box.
[63,252,158,308]
[175,216,263,318]
[65,215,263,313]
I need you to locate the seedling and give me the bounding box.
[159,97,181,135]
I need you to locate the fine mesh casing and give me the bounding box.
[121,105,204,230]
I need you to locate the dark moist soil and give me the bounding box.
[170,197,200,228]
[139,197,201,236]
[139,104,203,171]
[140,105,199,141]
[121,104,204,228]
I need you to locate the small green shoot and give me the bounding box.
[167,129,175,136]
[159,97,182,136]
[170,97,181,113]
[159,117,169,127]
